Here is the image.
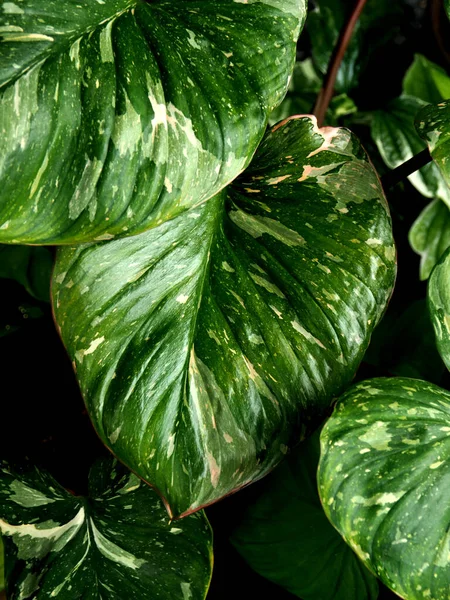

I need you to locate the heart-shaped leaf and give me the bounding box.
[0,0,305,244]
[231,430,379,600]
[428,245,450,370]
[409,199,450,280]
[372,96,450,205]
[0,458,212,599]
[52,116,396,518]
[319,377,450,600]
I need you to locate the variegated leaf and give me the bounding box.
[52,116,396,518]
[428,246,450,370]
[0,0,305,244]
[319,377,450,600]
[416,100,450,195]
[0,458,212,599]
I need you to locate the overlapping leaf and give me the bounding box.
[372,96,450,204]
[0,0,305,244]
[52,116,396,518]
[319,377,450,600]
[231,431,378,600]
[410,199,450,280]
[417,100,450,190]
[0,458,212,599]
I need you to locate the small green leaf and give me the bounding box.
[416,100,450,194]
[409,199,450,280]
[0,458,212,599]
[0,245,52,302]
[372,96,450,205]
[428,246,450,370]
[319,377,450,600]
[53,116,396,518]
[0,0,305,244]
[231,431,379,600]
[403,54,450,105]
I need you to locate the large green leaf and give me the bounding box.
[319,377,450,600]
[409,199,450,280]
[403,54,450,105]
[0,458,212,599]
[52,116,396,518]
[371,96,450,205]
[0,0,305,245]
[416,100,450,191]
[428,246,450,370]
[231,431,379,600]
[0,245,52,301]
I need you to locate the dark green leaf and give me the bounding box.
[0,458,212,599]
[268,60,357,127]
[0,245,52,301]
[409,199,450,280]
[416,100,450,192]
[307,0,361,93]
[428,246,450,370]
[52,116,396,518]
[0,0,305,244]
[0,538,3,593]
[319,377,450,600]
[403,54,450,105]
[231,431,379,600]
[363,300,446,384]
[372,96,450,204]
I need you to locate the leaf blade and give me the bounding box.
[53,116,396,517]
[0,0,305,244]
[319,377,450,600]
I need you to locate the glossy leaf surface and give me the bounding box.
[417,100,450,192]
[319,377,450,600]
[231,431,378,600]
[53,117,396,518]
[0,0,305,244]
[0,458,212,599]
[372,96,450,205]
[409,199,450,280]
[428,246,450,370]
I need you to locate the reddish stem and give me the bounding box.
[313,0,367,126]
